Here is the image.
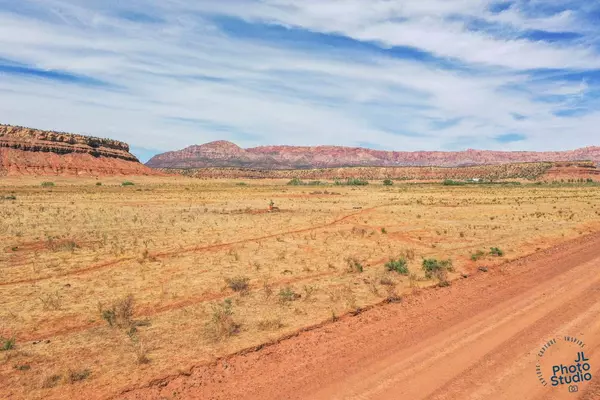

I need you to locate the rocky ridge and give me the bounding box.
[0,124,158,176]
[146,141,600,169]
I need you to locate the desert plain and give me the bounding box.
[1,176,600,399]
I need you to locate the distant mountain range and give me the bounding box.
[146,141,600,169]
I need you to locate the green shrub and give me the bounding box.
[95,182,102,186]
[345,257,364,273]
[287,178,304,186]
[385,258,409,275]
[383,179,393,186]
[442,179,465,186]
[1,195,17,200]
[121,181,135,186]
[422,258,453,278]
[236,182,247,186]
[41,182,55,187]
[490,247,504,257]
[470,250,486,261]
[278,287,300,303]
[205,299,240,341]
[1,337,15,351]
[346,178,369,186]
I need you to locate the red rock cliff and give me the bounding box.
[0,124,158,176]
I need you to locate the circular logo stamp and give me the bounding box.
[536,336,594,393]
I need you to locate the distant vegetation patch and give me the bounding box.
[121,181,135,186]
[422,258,454,287]
[490,247,504,257]
[443,179,466,186]
[470,250,486,261]
[385,258,409,275]
[287,178,324,186]
[41,182,55,187]
[336,178,369,186]
[1,336,16,351]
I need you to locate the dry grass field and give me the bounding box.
[1,176,600,399]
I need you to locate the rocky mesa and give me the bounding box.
[147,141,600,170]
[0,124,158,176]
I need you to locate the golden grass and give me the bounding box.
[1,176,600,399]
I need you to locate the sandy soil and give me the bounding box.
[119,231,600,400]
[1,178,600,399]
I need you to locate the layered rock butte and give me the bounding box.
[147,140,600,170]
[0,124,157,176]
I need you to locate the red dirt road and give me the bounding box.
[118,233,600,400]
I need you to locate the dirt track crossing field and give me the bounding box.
[119,231,600,400]
[1,177,600,399]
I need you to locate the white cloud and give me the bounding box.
[0,0,598,159]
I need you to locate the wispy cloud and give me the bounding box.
[0,0,599,160]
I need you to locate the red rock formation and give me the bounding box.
[0,124,159,176]
[146,141,600,170]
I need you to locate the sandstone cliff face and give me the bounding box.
[0,124,158,176]
[146,141,600,170]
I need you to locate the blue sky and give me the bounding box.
[1,1,600,162]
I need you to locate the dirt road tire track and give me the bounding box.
[117,231,600,400]
[1,205,384,288]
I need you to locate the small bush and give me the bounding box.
[99,295,135,328]
[383,179,393,186]
[442,179,465,186]
[1,337,16,351]
[67,369,91,383]
[95,182,102,186]
[470,250,486,261]
[39,291,62,310]
[380,276,395,286]
[205,299,240,341]
[490,247,504,257]
[422,258,453,279]
[381,227,387,234]
[121,181,135,186]
[287,178,304,186]
[278,287,300,303]
[42,374,62,388]
[385,258,409,275]
[345,257,364,273]
[41,182,55,187]
[236,182,247,186]
[225,276,250,293]
[257,318,284,331]
[303,285,316,302]
[1,195,17,200]
[346,178,369,186]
